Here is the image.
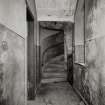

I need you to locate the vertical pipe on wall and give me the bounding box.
[83,0,86,64]
[72,23,75,85]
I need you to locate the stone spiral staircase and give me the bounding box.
[41,55,67,83]
[41,30,67,84]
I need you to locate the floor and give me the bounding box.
[28,82,85,105]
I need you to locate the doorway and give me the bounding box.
[39,21,71,84]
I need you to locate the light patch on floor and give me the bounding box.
[28,82,84,105]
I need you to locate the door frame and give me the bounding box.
[26,4,35,100]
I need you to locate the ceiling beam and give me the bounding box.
[35,0,77,22]
[38,16,74,22]
[37,8,74,22]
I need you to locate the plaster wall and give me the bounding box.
[85,0,105,104]
[0,24,25,105]
[74,0,85,63]
[0,0,37,38]
[74,0,105,105]
[0,0,37,104]
[0,0,26,38]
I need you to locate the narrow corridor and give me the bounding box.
[27,21,85,105]
[1,0,105,105]
[28,82,84,105]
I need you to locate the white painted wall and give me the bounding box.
[0,0,37,38]
[0,0,26,38]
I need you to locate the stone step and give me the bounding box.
[42,71,67,79]
[50,54,64,61]
[41,77,67,84]
[43,66,66,71]
[44,63,66,69]
[43,68,67,73]
[44,54,64,65]
[49,61,64,65]
[41,53,67,84]
[40,82,70,88]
